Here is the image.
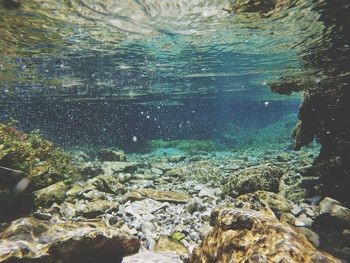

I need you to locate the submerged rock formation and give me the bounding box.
[0,122,79,218]
[229,0,350,205]
[0,217,140,263]
[223,164,283,197]
[191,208,341,263]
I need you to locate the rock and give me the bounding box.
[151,162,172,172]
[291,203,302,215]
[154,236,188,255]
[124,189,191,204]
[294,213,313,227]
[279,212,296,225]
[34,181,68,208]
[200,212,210,222]
[319,197,350,224]
[97,149,127,162]
[150,167,163,175]
[76,200,119,218]
[123,198,167,216]
[0,217,140,263]
[198,188,216,199]
[185,201,198,214]
[192,208,341,262]
[65,184,84,202]
[236,191,293,218]
[122,251,182,263]
[276,153,291,162]
[77,162,103,178]
[298,227,320,247]
[102,161,138,175]
[167,155,186,163]
[164,167,184,178]
[342,229,350,238]
[33,211,53,220]
[60,202,77,219]
[279,172,308,203]
[172,232,186,241]
[70,150,90,163]
[86,174,127,196]
[223,164,283,197]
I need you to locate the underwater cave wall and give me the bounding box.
[272,0,350,205]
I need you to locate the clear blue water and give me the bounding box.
[0,0,339,151]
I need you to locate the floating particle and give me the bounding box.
[264,101,269,106]
[132,136,137,142]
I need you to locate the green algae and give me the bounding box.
[0,121,78,190]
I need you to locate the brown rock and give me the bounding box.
[191,208,340,263]
[0,217,140,263]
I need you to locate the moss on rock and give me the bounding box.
[223,163,283,197]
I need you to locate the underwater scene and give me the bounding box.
[0,0,349,262]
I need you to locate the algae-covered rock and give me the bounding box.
[223,163,283,197]
[123,189,191,204]
[279,172,304,202]
[0,122,78,191]
[154,235,188,255]
[0,216,140,263]
[86,174,127,196]
[97,149,127,162]
[236,190,293,218]
[0,122,79,217]
[34,181,69,208]
[192,208,341,263]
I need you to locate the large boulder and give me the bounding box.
[0,217,140,263]
[223,164,283,197]
[191,208,340,263]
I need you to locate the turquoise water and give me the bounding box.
[0,0,313,150]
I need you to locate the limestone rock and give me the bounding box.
[34,181,68,208]
[124,189,191,204]
[223,163,283,197]
[192,208,340,263]
[0,217,140,263]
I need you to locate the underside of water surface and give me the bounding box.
[0,0,349,262]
